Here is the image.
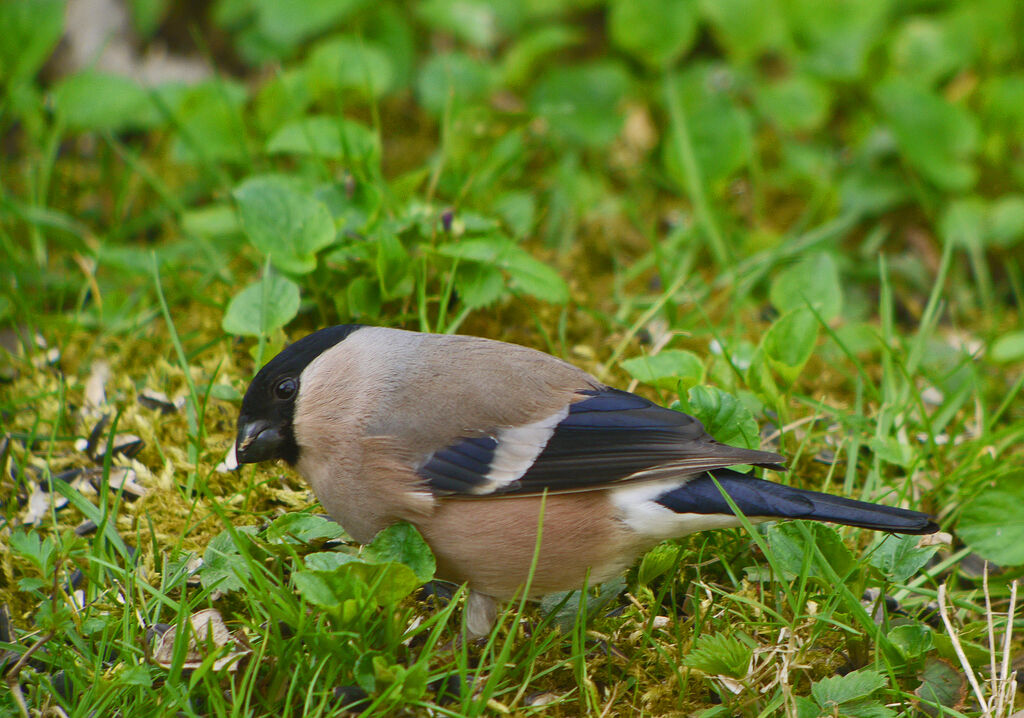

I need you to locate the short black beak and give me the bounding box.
[234,418,285,464]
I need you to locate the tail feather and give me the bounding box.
[656,469,938,535]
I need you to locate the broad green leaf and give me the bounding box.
[766,522,855,579]
[169,80,249,164]
[991,331,1024,363]
[609,0,698,69]
[874,78,979,192]
[0,0,64,82]
[437,237,568,304]
[811,669,886,708]
[763,308,819,383]
[683,385,759,450]
[303,552,358,572]
[345,276,382,319]
[234,175,336,274]
[222,273,301,336]
[530,61,630,147]
[200,529,257,591]
[255,68,313,134]
[416,52,492,116]
[181,203,240,238]
[502,25,582,87]
[769,253,843,321]
[663,64,753,192]
[957,472,1024,565]
[785,0,889,80]
[293,571,341,608]
[265,514,346,545]
[755,76,832,133]
[683,632,751,678]
[306,36,395,98]
[365,522,435,583]
[889,17,973,87]
[454,264,505,309]
[253,0,369,51]
[939,198,986,249]
[915,657,967,711]
[698,0,786,62]
[52,72,161,132]
[988,195,1024,247]
[417,0,500,49]
[889,623,933,662]
[621,350,705,391]
[375,233,413,300]
[267,116,380,166]
[638,544,681,586]
[869,534,938,583]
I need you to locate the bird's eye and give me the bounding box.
[274,377,297,400]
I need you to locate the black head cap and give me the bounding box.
[234,325,362,466]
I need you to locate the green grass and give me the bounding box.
[2,0,1023,715]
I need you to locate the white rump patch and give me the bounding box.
[611,480,768,540]
[470,406,569,494]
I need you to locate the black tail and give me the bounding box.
[656,469,938,535]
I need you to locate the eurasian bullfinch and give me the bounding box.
[222,325,938,635]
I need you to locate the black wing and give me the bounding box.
[416,388,785,497]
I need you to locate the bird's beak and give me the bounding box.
[234,419,285,464]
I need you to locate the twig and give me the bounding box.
[937,583,990,716]
[4,629,57,718]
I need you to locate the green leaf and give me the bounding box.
[608,0,698,69]
[265,514,346,545]
[501,25,582,87]
[638,544,681,586]
[222,273,301,337]
[869,534,938,583]
[889,623,933,662]
[454,264,505,309]
[698,0,786,62]
[988,195,1024,247]
[200,529,256,592]
[530,61,630,147]
[416,52,492,116]
[365,522,436,584]
[957,471,1024,565]
[118,664,153,688]
[766,522,855,580]
[52,72,161,132]
[683,632,752,678]
[306,35,395,98]
[769,253,843,321]
[293,570,341,608]
[682,385,760,450]
[267,116,380,166]
[169,80,249,164]
[375,233,413,301]
[436,237,568,304]
[234,175,336,274]
[762,308,819,383]
[991,331,1024,363]
[889,17,972,87]
[811,669,886,708]
[754,76,832,134]
[417,0,500,49]
[0,0,64,82]
[785,0,889,80]
[181,203,241,238]
[621,350,705,391]
[663,64,753,192]
[252,0,369,53]
[874,78,979,192]
[915,657,967,711]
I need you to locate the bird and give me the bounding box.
[222,325,938,635]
